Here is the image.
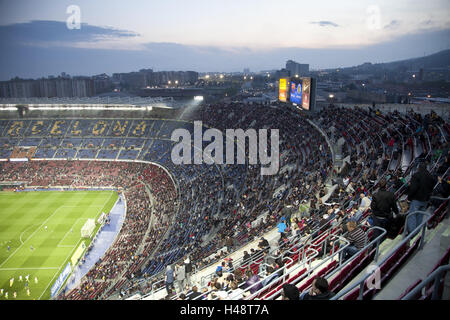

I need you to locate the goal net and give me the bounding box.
[81,219,96,238]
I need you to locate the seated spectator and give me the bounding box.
[223,274,235,291]
[281,284,299,300]
[261,265,280,287]
[215,262,224,277]
[356,193,371,218]
[164,288,176,300]
[243,270,262,294]
[342,221,366,261]
[258,237,270,251]
[186,286,202,300]
[224,257,233,272]
[233,268,245,287]
[227,281,245,300]
[301,277,334,300]
[213,282,229,300]
[242,251,251,266]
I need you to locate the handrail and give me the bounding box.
[331,210,432,300]
[401,264,450,300]
[245,248,319,300]
[135,107,445,300]
[192,229,343,301]
[191,232,309,301]
[429,196,450,201]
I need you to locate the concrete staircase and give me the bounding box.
[374,216,450,300]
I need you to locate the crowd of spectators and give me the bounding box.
[0,160,177,300]
[149,103,448,301]
[0,101,447,301]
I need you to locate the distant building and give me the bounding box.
[274,69,290,79]
[0,76,98,98]
[113,70,198,88]
[286,60,309,77]
[0,69,199,98]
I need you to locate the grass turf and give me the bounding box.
[0,190,118,300]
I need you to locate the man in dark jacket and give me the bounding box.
[370,178,398,241]
[282,204,295,228]
[406,163,437,234]
[281,283,300,300]
[301,277,334,300]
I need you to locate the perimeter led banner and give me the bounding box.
[51,262,72,297]
[289,80,302,105]
[278,78,289,102]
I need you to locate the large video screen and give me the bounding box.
[278,78,289,102]
[289,81,302,105]
[301,77,311,110]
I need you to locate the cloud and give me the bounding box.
[310,21,339,27]
[384,20,401,29]
[0,20,140,47]
[0,22,448,80]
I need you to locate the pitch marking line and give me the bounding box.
[57,217,84,247]
[0,267,60,271]
[1,199,109,269]
[38,191,115,300]
[1,205,67,269]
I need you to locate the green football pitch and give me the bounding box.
[0,190,118,300]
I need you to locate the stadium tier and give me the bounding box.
[0,102,448,301]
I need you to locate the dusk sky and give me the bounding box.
[0,0,449,80]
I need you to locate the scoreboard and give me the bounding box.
[278,76,316,111]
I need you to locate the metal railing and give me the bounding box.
[331,210,432,300]
[324,226,387,284]
[243,248,320,300]
[401,264,450,300]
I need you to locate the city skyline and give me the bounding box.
[0,0,449,80]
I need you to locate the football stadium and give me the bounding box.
[0,1,449,312]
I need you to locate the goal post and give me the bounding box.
[81,218,96,238]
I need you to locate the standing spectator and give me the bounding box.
[165,265,175,295]
[277,217,287,235]
[406,162,437,234]
[184,256,193,289]
[281,204,294,228]
[175,262,186,293]
[242,251,251,267]
[370,179,398,241]
[225,236,234,253]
